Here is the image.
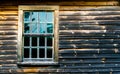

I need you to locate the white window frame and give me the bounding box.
[18,5,59,65]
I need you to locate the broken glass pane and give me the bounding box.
[39,23,46,33]
[47,23,53,33]
[32,37,37,46]
[24,12,30,22]
[31,23,37,33]
[31,12,38,22]
[24,23,30,33]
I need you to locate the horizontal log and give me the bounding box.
[0,11,18,15]
[2,64,17,67]
[0,55,17,60]
[0,21,17,25]
[0,45,17,50]
[59,35,120,40]
[60,15,120,20]
[0,16,18,21]
[59,20,120,25]
[0,40,17,45]
[59,49,117,54]
[0,50,17,55]
[0,60,17,64]
[0,31,17,35]
[60,11,120,16]
[0,26,17,30]
[0,6,18,11]
[60,6,120,11]
[59,39,120,44]
[59,44,120,49]
[0,36,17,40]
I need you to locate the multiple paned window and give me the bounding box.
[18,6,59,64]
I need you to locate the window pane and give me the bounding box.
[24,23,30,33]
[24,48,30,58]
[31,23,37,33]
[31,48,37,58]
[39,36,45,46]
[31,12,38,22]
[47,48,52,58]
[32,37,37,46]
[47,23,53,33]
[24,36,30,46]
[39,23,46,33]
[39,11,46,22]
[47,12,53,22]
[39,48,45,58]
[47,36,52,46]
[24,12,30,22]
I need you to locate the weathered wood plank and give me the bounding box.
[0,55,17,60]
[0,16,18,21]
[60,11,120,16]
[0,50,17,55]
[59,20,120,25]
[60,39,120,44]
[0,26,17,30]
[0,45,17,50]
[60,15,120,20]
[0,31,17,35]
[0,21,17,25]
[60,6,120,11]
[59,49,117,54]
[0,36,17,40]
[0,40,17,45]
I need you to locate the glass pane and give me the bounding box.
[24,48,30,58]
[47,12,53,22]
[24,23,30,33]
[47,36,52,46]
[31,48,37,58]
[24,36,30,46]
[39,23,46,33]
[47,48,52,58]
[32,37,37,46]
[31,23,37,33]
[31,12,38,22]
[39,11,46,22]
[39,48,45,58]
[24,12,30,22]
[39,36,45,46]
[47,23,53,33]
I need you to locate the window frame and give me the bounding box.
[18,5,59,65]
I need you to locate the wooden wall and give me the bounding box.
[0,0,120,74]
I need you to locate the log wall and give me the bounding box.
[0,0,120,74]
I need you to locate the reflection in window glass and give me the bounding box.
[39,12,46,22]
[24,23,30,33]
[47,36,52,46]
[39,23,46,33]
[31,12,38,22]
[47,12,53,22]
[39,49,45,58]
[24,36,30,46]
[47,23,53,33]
[24,12,30,22]
[24,48,30,58]
[31,23,37,33]
[32,48,37,58]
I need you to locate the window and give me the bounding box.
[18,6,59,64]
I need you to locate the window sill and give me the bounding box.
[17,61,59,66]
